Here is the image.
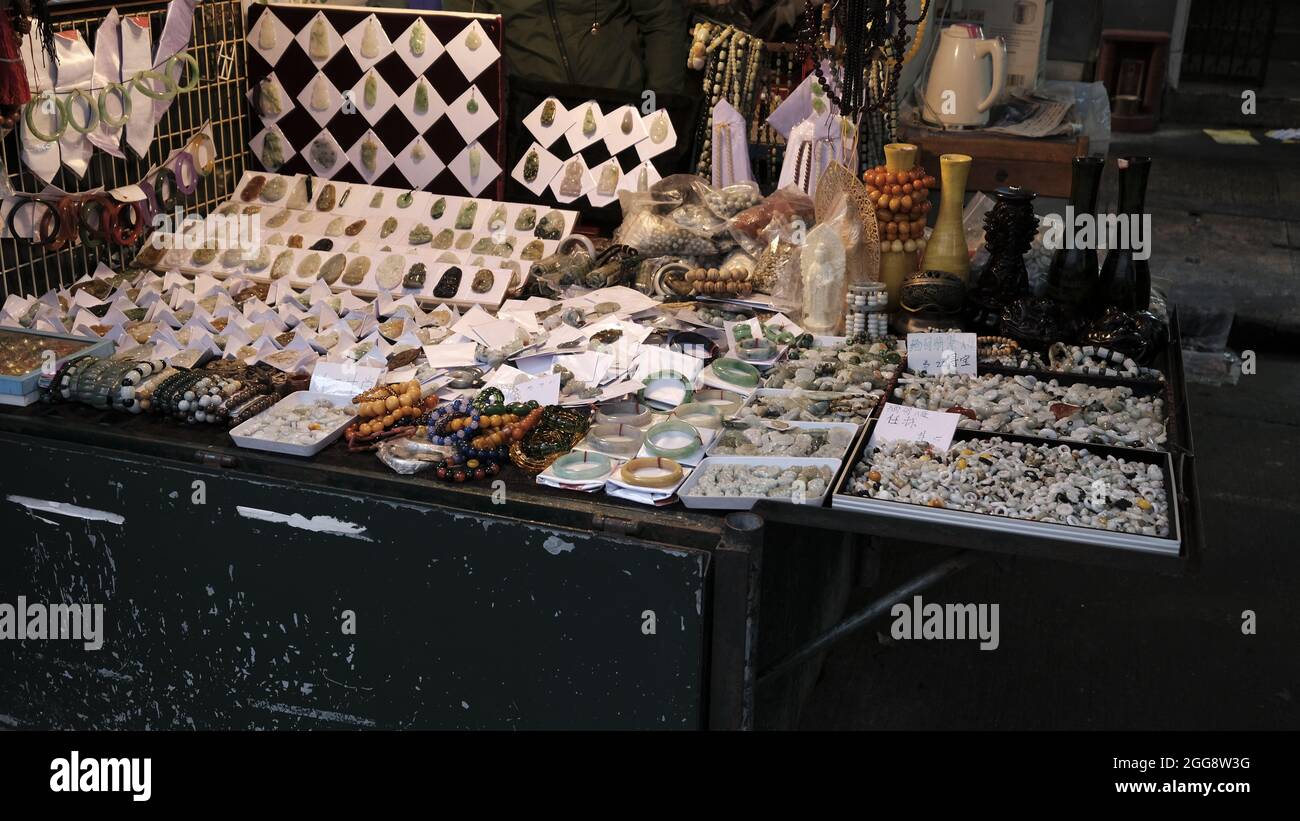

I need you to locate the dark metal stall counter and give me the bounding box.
[0,399,831,730]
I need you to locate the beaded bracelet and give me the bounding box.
[586,423,645,457]
[644,420,702,460]
[551,450,614,481]
[710,357,760,388]
[620,456,683,489]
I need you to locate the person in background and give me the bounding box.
[441,0,687,96]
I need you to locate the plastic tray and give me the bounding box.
[706,419,861,463]
[0,327,114,399]
[679,456,842,511]
[228,391,356,457]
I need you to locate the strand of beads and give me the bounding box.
[845,283,889,340]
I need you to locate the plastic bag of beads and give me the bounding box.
[691,179,763,219]
[754,236,801,313]
[728,185,817,256]
[614,207,720,257]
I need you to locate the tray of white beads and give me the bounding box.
[229,391,357,457]
[678,457,841,511]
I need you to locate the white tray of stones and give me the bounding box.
[706,419,860,462]
[229,391,356,457]
[831,429,1182,556]
[679,456,842,511]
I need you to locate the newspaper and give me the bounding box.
[903,87,1079,139]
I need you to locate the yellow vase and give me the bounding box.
[920,153,972,281]
[879,143,920,310]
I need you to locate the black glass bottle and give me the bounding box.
[1045,155,1104,310]
[1095,156,1152,313]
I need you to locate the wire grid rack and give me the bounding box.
[0,0,248,300]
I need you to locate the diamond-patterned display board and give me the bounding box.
[246,4,504,198]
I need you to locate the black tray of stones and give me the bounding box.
[887,368,1178,453]
[831,427,1183,557]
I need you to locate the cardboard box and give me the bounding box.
[947,0,1054,96]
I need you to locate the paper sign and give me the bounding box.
[906,332,977,375]
[512,372,560,406]
[309,361,384,396]
[868,403,960,451]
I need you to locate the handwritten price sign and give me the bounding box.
[906,332,977,376]
[868,403,959,451]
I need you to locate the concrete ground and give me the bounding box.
[798,351,1300,730]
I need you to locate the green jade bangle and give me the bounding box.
[640,370,693,409]
[735,338,777,361]
[711,357,760,388]
[98,82,133,127]
[594,400,652,427]
[133,68,177,101]
[167,51,201,93]
[586,423,645,457]
[672,401,722,429]
[644,420,702,460]
[692,389,745,417]
[65,88,99,134]
[551,450,613,481]
[24,92,68,142]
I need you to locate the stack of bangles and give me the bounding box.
[644,419,703,460]
[22,51,200,144]
[692,389,745,416]
[619,456,684,489]
[735,337,778,361]
[710,357,761,389]
[593,400,652,427]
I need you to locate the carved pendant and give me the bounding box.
[364,71,377,108]
[582,106,597,137]
[649,113,668,144]
[361,16,381,59]
[310,75,330,111]
[523,149,539,183]
[540,99,556,128]
[361,136,378,172]
[620,109,634,134]
[258,18,276,51]
[559,161,583,196]
[597,163,620,196]
[468,145,481,178]
[466,91,479,115]
[414,80,429,115]
[465,26,482,51]
[309,18,329,60]
[411,20,426,56]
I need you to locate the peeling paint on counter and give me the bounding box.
[234,507,372,541]
[541,535,576,555]
[5,495,125,525]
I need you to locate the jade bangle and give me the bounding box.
[692,389,745,417]
[620,456,684,489]
[188,132,217,176]
[644,420,702,460]
[711,357,760,388]
[65,88,100,134]
[586,423,645,457]
[24,92,67,142]
[98,82,132,127]
[551,450,613,481]
[671,402,722,429]
[594,400,652,427]
[167,51,201,92]
[133,68,177,101]
[640,369,693,409]
[735,338,777,361]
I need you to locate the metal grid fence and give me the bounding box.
[0,0,248,299]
